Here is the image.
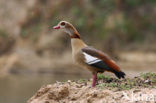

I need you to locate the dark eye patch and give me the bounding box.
[61,22,65,26]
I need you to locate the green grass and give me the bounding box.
[0,29,8,38]
[79,79,87,83]
[97,74,112,80]
[96,73,156,90]
[140,72,156,83]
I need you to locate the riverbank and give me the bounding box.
[27,73,156,103]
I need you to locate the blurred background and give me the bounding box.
[0,0,156,103]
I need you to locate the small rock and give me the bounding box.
[133,89,141,93]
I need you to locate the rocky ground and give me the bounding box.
[27,73,156,103]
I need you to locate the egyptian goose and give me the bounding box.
[53,21,125,87]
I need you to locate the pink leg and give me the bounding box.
[92,73,97,87]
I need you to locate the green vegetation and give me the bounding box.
[21,22,42,41]
[140,72,156,83]
[1,0,156,53]
[0,29,8,38]
[79,79,89,83]
[19,0,156,45]
[76,73,156,90]
[97,73,156,90]
[97,74,111,80]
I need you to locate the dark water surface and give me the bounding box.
[0,74,90,103]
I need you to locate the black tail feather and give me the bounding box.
[114,71,126,79]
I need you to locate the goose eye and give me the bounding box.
[60,22,65,26]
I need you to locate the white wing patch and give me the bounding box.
[83,52,102,64]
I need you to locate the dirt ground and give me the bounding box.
[27,74,156,103]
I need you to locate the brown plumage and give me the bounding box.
[82,47,121,72]
[53,21,125,87]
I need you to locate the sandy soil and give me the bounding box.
[27,76,156,103]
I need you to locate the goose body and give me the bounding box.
[53,21,125,87]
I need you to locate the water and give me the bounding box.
[0,73,90,103]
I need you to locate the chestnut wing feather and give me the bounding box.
[82,47,121,72]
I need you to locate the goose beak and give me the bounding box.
[53,25,60,29]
